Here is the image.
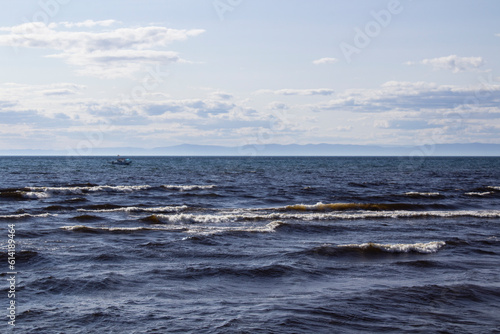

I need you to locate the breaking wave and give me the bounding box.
[60,225,175,233]
[185,221,283,236]
[23,192,51,199]
[60,221,283,235]
[28,185,153,194]
[0,213,56,219]
[0,185,155,200]
[281,202,437,212]
[148,209,500,224]
[465,192,493,196]
[77,205,189,213]
[404,192,442,197]
[162,185,216,191]
[338,241,446,254]
[0,190,50,200]
[1,184,218,200]
[309,241,446,257]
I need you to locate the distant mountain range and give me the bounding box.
[1,143,499,156]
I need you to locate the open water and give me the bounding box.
[1,156,500,333]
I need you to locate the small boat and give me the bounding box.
[111,157,132,165]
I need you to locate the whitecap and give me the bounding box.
[185,220,283,235]
[0,213,56,219]
[28,185,152,194]
[404,192,441,197]
[162,185,216,191]
[153,210,500,223]
[23,192,50,199]
[77,205,189,213]
[338,241,446,254]
[465,192,493,196]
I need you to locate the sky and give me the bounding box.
[1,0,500,153]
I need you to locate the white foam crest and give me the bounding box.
[60,221,282,235]
[487,186,500,191]
[339,241,446,254]
[60,222,281,234]
[60,225,185,232]
[23,192,50,199]
[28,185,152,194]
[154,210,500,223]
[465,192,493,196]
[155,213,235,224]
[0,213,56,219]
[404,192,441,197]
[77,205,189,213]
[162,185,216,191]
[185,221,283,235]
[330,210,500,219]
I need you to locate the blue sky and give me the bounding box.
[1,0,500,152]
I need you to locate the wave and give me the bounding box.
[148,209,500,224]
[60,221,283,235]
[70,215,103,221]
[404,192,442,197]
[23,191,51,199]
[309,241,446,257]
[44,205,73,211]
[150,263,297,280]
[466,186,500,195]
[1,184,217,201]
[77,205,189,213]
[151,213,238,224]
[0,190,49,200]
[0,213,56,219]
[65,197,88,203]
[338,241,446,254]
[1,185,155,200]
[465,192,493,196]
[281,202,437,212]
[185,221,283,236]
[162,185,216,191]
[79,204,122,211]
[60,225,178,233]
[28,185,153,194]
[395,260,447,268]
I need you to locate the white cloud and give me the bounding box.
[407,55,485,73]
[0,22,205,78]
[1,82,86,101]
[2,79,499,149]
[312,57,338,65]
[336,125,352,131]
[208,91,233,100]
[257,88,334,96]
[49,20,119,29]
[268,102,289,110]
[0,82,269,135]
[317,80,500,113]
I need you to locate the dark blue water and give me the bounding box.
[1,156,500,333]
